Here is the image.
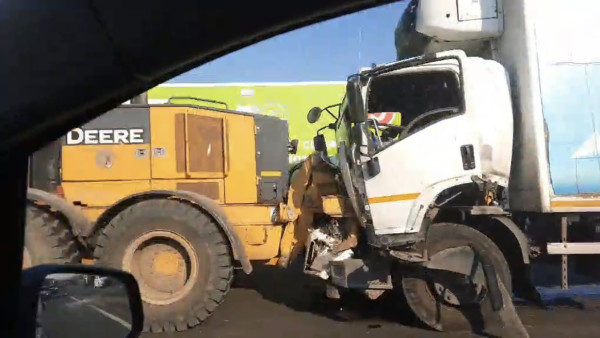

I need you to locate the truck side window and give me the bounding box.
[366,70,461,140]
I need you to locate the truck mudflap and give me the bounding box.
[469,244,529,337]
[489,216,530,265]
[406,244,528,336]
[93,189,253,274]
[27,188,93,239]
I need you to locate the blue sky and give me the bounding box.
[170,1,408,83]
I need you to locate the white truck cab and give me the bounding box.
[351,50,513,236]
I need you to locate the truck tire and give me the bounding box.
[93,199,234,333]
[24,203,80,268]
[398,222,511,332]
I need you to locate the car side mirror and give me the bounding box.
[18,265,143,338]
[307,107,322,124]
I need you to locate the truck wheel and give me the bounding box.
[94,199,234,333]
[398,222,511,332]
[24,203,80,269]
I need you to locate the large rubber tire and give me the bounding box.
[24,203,80,268]
[398,222,511,332]
[93,199,234,333]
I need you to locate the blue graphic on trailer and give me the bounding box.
[535,2,600,195]
[541,64,600,195]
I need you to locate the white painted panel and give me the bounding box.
[457,0,498,21]
[365,115,477,234]
[363,53,512,234]
[368,200,413,235]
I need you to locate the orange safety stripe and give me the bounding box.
[367,193,420,204]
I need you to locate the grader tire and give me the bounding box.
[94,199,233,333]
[24,203,80,269]
[398,222,512,332]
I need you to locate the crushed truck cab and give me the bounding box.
[301,51,520,331]
[339,50,513,239]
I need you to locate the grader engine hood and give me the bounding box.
[40,102,292,212]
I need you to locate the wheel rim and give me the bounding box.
[122,230,199,306]
[400,246,491,331]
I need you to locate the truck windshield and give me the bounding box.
[367,70,460,128]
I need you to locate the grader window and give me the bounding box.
[367,70,461,136]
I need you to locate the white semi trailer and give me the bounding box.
[304,0,600,332]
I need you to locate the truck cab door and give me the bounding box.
[358,50,482,236]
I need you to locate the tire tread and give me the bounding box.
[25,203,79,266]
[93,199,233,333]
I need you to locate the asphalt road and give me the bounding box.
[145,265,600,338]
[39,266,600,338]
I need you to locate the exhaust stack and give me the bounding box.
[130,92,148,104]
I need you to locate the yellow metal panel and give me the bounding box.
[151,179,225,204]
[221,113,257,204]
[81,208,105,223]
[149,106,186,179]
[264,257,280,266]
[221,205,276,226]
[184,111,226,179]
[277,221,296,267]
[61,144,151,181]
[241,226,269,245]
[368,193,420,204]
[232,225,282,260]
[322,195,354,217]
[150,106,257,204]
[62,180,151,207]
